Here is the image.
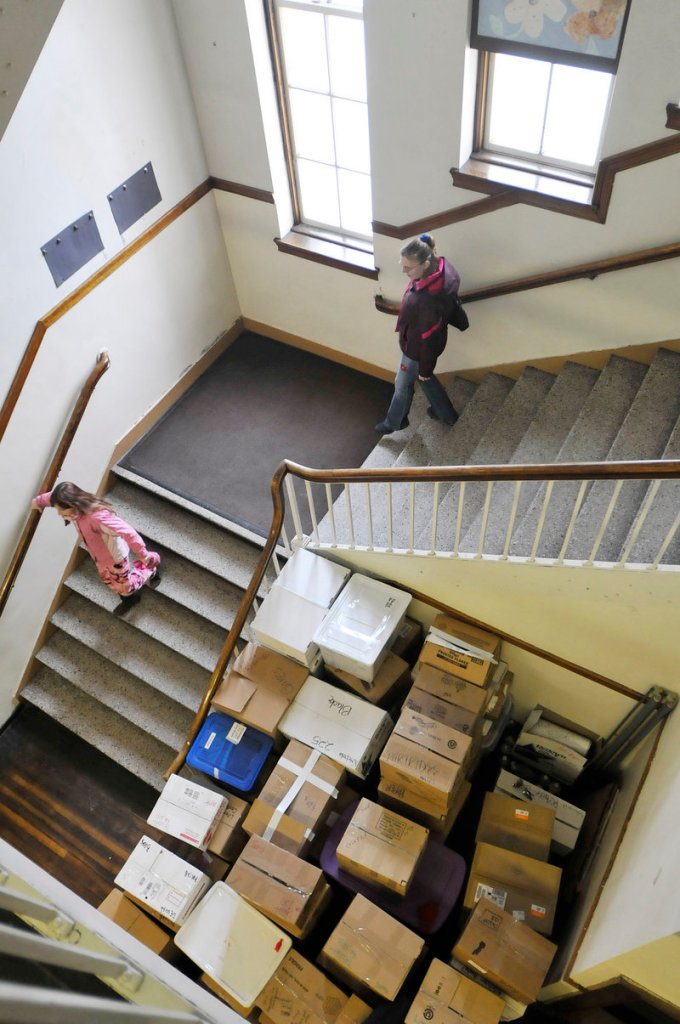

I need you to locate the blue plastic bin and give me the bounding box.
[187,711,273,791]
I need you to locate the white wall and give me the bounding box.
[0,0,240,719]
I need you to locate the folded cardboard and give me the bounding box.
[251,586,327,669]
[207,791,250,861]
[176,882,291,1008]
[280,676,393,778]
[453,898,557,1005]
[405,958,505,1024]
[390,616,424,664]
[227,834,330,937]
[464,842,562,935]
[313,574,411,682]
[273,548,351,608]
[379,732,465,809]
[394,708,473,769]
[146,774,227,851]
[378,778,471,837]
[336,797,429,896]
[318,893,425,1002]
[418,615,501,687]
[325,650,411,707]
[475,791,555,861]
[494,769,586,855]
[405,680,482,739]
[114,836,211,927]
[244,739,345,855]
[97,889,177,960]
[212,642,309,736]
[257,949,348,1024]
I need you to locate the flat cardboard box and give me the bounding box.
[324,650,411,706]
[251,586,327,669]
[494,769,586,855]
[227,834,329,936]
[418,615,501,687]
[280,676,393,779]
[114,835,211,927]
[336,797,429,896]
[207,792,250,861]
[318,893,425,1002]
[273,547,351,607]
[453,898,557,1005]
[146,774,227,850]
[258,949,348,1024]
[212,642,309,736]
[464,842,562,935]
[405,958,505,1024]
[475,791,555,861]
[97,889,177,960]
[244,739,345,855]
[405,681,482,739]
[394,708,473,769]
[379,732,464,809]
[378,778,470,837]
[390,616,423,664]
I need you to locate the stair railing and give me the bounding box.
[167,454,679,779]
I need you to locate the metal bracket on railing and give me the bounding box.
[117,961,145,994]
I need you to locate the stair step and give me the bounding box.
[458,361,599,554]
[564,348,680,560]
[66,560,227,671]
[35,631,194,749]
[509,355,648,559]
[624,411,680,565]
[22,668,173,791]
[52,593,210,710]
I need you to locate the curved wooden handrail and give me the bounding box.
[0,351,111,617]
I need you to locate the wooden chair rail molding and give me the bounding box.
[374,238,680,315]
[0,351,110,618]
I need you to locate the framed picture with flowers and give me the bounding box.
[470,0,632,72]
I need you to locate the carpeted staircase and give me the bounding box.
[20,348,680,789]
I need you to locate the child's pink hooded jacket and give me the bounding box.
[33,490,153,570]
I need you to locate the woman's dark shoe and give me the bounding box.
[112,592,141,617]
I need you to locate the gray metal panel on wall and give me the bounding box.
[41,211,104,288]
[107,163,162,235]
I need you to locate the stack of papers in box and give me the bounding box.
[147,774,228,850]
[114,836,211,926]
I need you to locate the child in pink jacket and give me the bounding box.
[32,481,161,616]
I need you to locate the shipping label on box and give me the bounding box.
[114,836,211,926]
[394,708,473,768]
[453,898,557,1005]
[380,733,464,807]
[280,677,393,778]
[464,842,562,935]
[147,774,227,850]
[406,959,505,1024]
[336,797,429,896]
[475,791,555,862]
[258,949,348,1024]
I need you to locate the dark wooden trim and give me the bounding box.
[210,176,274,204]
[0,322,47,441]
[666,102,680,131]
[452,165,600,221]
[373,190,519,238]
[274,233,378,278]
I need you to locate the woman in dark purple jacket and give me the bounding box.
[376,234,460,435]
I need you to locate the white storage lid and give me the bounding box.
[251,586,327,664]
[313,574,411,659]
[175,882,291,1005]
[274,548,350,608]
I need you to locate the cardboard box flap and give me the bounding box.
[215,672,258,714]
[431,615,501,659]
[233,642,309,697]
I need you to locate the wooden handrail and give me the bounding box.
[0,351,110,617]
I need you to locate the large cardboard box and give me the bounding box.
[227,834,330,937]
[453,898,557,1005]
[406,959,505,1024]
[318,894,425,1002]
[97,889,177,960]
[244,740,345,855]
[325,650,411,707]
[418,615,501,687]
[475,791,555,861]
[378,778,471,837]
[251,586,327,669]
[379,732,465,809]
[413,664,489,716]
[494,769,586,855]
[207,792,250,861]
[258,949,348,1024]
[280,676,393,779]
[114,836,211,928]
[404,681,482,739]
[394,708,473,770]
[336,797,429,896]
[212,642,309,737]
[464,842,562,935]
[146,774,227,851]
[335,995,372,1024]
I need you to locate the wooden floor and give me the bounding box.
[0,703,158,907]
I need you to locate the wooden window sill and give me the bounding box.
[452,155,597,217]
[274,231,378,278]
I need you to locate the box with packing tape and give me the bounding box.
[464,842,562,936]
[475,790,556,862]
[418,615,501,687]
[257,949,349,1024]
[405,957,505,1024]
[335,797,429,897]
[404,670,484,739]
[212,642,309,737]
[494,769,586,855]
[379,729,467,813]
[378,777,471,837]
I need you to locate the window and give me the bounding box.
[271,0,372,244]
[480,52,614,176]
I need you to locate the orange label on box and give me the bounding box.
[514,809,530,821]
[530,904,546,918]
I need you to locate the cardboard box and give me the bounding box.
[212,642,309,736]
[318,893,425,1002]
[515,705,599,784]
[244,739,345,855]
[313,574,411,682]
[378,778,471,837]
[257,949,349,1024]
[201,971,260,1019]
[280,676,393,779]
[336,995,373,1024]
[227,834,330,937]
[146,774,227,850]
[475,791,555,861]
[325,650,411,707]
[494,769,586,855]
[251,586,327,669]
[207,791,250,861]
[413,664,489,716]
[406,959,505,1024]
[390,616,423,664]
[379,732,465,809]
[273,548,351,607]
[336,797,429,896]
[453,898,557,1005]
[114,836,211,927]
[394,708,473,770]
[464,842,562,935]
[418,615,501,687]
[405,681,482,739]
[97,889,177,960]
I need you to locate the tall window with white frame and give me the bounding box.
[270,0,372,246]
